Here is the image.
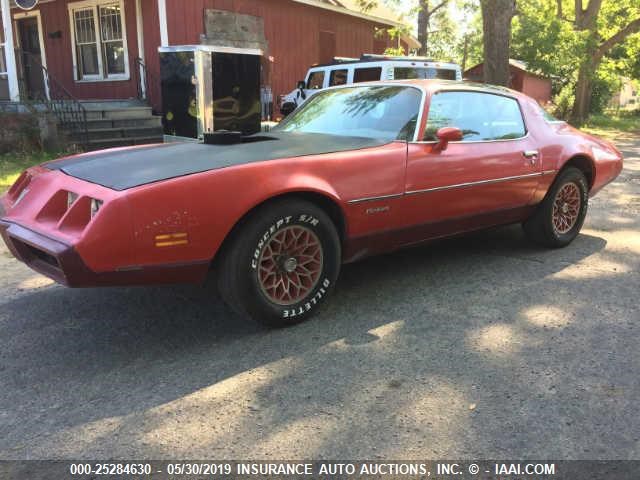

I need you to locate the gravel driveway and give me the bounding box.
[0,137,638,460]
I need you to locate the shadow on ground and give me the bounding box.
[0,138,638,460]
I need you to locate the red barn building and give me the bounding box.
[464,59,552,104]
[0,0,418,112]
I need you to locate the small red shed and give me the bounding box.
[464,59,552,104]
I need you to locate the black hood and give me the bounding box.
[47,132,390,191]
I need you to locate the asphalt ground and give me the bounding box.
[0,137,638,460]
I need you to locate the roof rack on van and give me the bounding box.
[359,53,436,62]
[333,56,359,63]
[311,54,455,68]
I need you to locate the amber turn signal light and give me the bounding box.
[155,232,189,247]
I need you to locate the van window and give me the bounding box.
[353,67,382,83]
[307,71,325,89]
[329,69,348,86]
[424,91,526,141]
[395,67,457,81]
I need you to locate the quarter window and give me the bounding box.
[353,67,382,83]
[306,71,324,89]
[424,91,526,141]
[69,1,128,81]
[329,69,348,86]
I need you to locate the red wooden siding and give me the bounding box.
[464,63,552,104]
[5,0,399,108]
[522,75,552,104]
[32,0,139,100]
[158,0,399,110]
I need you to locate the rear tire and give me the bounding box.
[523,167,589,248]
[217,199,341,327]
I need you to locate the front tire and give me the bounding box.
[523,167,589,248]
[217,199,341,327]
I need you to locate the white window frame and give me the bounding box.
[0,18,6,77]
[13,10,51,99]
[0,46,6,77]
[68,0,130,82]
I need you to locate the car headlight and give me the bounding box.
[90,198,103,218]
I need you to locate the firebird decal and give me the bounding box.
[366,206,390,215]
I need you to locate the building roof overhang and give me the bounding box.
[291,0,421,49]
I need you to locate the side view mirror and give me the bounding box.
[296,80,306,90]
[434,127,463,152]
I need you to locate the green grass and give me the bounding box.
[581,112,640,139]
[0,151,59,193]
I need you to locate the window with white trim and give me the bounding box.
[0,24,8,99]
[0,46,6,76]
[69,0,129,81]
[0,23,6,76]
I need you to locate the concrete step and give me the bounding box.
[80,99,146,110]
[84,106,154,120]
[81,126,164,141]
[82,116,163,129]
[85,135,164,151]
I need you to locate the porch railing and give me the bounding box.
[133,56,148,102]
[16,49,89,149]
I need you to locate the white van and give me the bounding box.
[280,54,462,116]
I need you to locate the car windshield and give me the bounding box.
[277,85,423,141]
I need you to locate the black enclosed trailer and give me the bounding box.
[159,45,263,141]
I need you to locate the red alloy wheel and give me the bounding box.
[552,182,581,235]
[257,225,324,305]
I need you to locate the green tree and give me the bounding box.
[480,0,517,85]
[511,0,640,120]
[570,0,640,122]
[360,0,482,63]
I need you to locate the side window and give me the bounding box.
[329,69,348,86]
[434,69,458,80]
[394,67,419,80]
[353,67,382,83]
[307,71,324,89]
[424,91,526,141]
[394,67,456,80]
[487,95,526,139]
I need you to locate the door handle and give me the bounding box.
[523,150,539,165]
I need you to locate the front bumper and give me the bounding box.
[0,220,209,287]
[1,220,80,286]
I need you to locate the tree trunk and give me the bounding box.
[416,0,448,57]
[480,0,516,86]
[569,12,640,123]
[571,57,596,124]
[417,1,429,56]
[462,34,469,71]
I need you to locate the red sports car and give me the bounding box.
[0,80,623,326]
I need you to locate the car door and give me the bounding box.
[400,89,541,239]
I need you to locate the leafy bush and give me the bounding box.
[552,84,576,120]
[0,112,42,154]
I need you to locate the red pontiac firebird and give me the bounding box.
[0,80,623,326]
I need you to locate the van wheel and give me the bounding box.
[217,199,341,327]
[523,167,589,248]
